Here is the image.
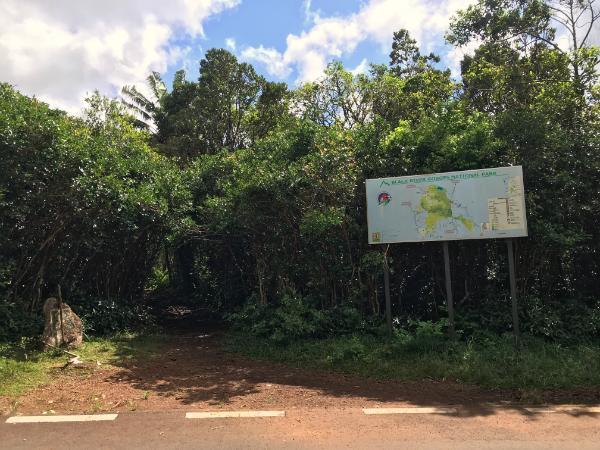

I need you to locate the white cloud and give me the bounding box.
[243,0,476,84]
[0,0,240,113]
[225,37,237,51]
[302,0,320,25]
[241,45,292,78]
[555,32,572,53]
[350,58,370,76]
[446,39,480,77]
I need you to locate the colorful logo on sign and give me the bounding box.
[377,192,391,206]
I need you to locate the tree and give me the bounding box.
[292,61,373,129]
[292,56,454,130]
[152,70,200,160]
[389,29,441,78]
[386,30,454,125]
[193,49,264,154]
[547,0,600,90]
[121,71,167,132]
[447,0,600,91]
[0,85,186,310]
[247,80,290,141]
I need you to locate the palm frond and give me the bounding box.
[147,72,167,101]
[120,99,153,122]
[121,85,156,112]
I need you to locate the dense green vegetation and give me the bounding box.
[1,0,599,358]
[227,330,600,390]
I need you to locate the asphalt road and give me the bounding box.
[2,407,600,449]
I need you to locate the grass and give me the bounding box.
[226,332,600,391]
[0,333,165,398]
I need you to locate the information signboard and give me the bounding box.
[366,166,527,244]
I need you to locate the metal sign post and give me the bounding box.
[442,242,456,339]
[383,246,393,338]
[506,239,521,346]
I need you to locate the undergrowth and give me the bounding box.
[226,328,600,390]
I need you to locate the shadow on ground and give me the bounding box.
[102,330,600,420]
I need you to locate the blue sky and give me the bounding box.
[164,0,470,88]
[0,0,479,112]
[165,0,391,86]
[164,0,390,86]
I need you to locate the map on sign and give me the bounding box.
[366,166,527,244]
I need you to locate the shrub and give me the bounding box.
[522,297,600,341]
[387,319,450,355]
[0,300,43,342]
[325,335,368,363]
[325,304,371,334]
[69,298,156,336]
[456,296,600,342]
[228,291,371,344]
[228,291,326,343]
[269,292,327,343]
[145,266,170,292]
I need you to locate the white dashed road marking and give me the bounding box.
[186,410,286,419]
[6,414,118,424]
[362,405,600,415]
[523,406,600,414]
[6,405,598,425]
[363,407,458,415]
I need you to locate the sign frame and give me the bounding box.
[366,166,528,245]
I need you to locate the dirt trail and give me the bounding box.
[2,333,599,416]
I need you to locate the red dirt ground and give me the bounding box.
[2,333,599,416]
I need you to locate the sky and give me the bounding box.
[1,0,596,114]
